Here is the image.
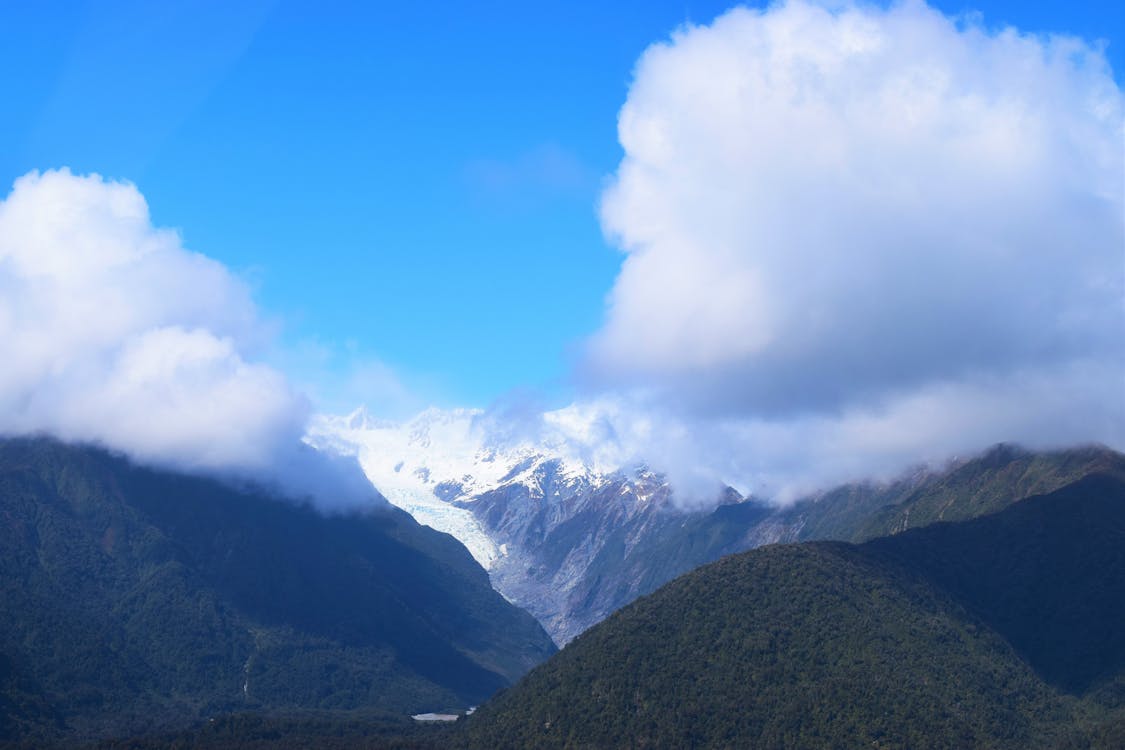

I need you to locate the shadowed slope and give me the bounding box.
[0,437,555,744]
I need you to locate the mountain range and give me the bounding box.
[4,427,1123,747]
[310,409,1125,645]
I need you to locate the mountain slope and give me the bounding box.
[868,472,1125,695]
[464,473,1125,749]
[0,437,555,745]
[843,443,1125,542]
[516,444,1125,645]
[542,444,1125,644]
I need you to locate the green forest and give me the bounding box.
[463,474,1125,749]
[3,438,1124,749]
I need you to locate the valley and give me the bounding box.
[311,407,1125,649]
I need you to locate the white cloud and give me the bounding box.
[578,360,1124,503]
[0,168,377,509]
[577,0,1124,495]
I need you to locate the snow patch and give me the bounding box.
[306,406,621,570]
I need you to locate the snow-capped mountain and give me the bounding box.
[308,407,510,569]
[307,405,714,643]
[306,406,617,571]
[308,414,1125,649]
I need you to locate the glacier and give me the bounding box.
[307,404,747,644]
[305,405,614,571]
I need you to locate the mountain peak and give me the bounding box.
[307,408,616,570]
[344,404,371,430]
[975,442,1033,467]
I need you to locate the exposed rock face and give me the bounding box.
[463,462,681,643]
[308,408,763,644]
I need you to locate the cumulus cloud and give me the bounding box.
[0,168,378,510]
[576,0,1124,497]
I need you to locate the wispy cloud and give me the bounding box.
[463,143,599,211]
[276,337,435,421]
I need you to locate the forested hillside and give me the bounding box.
[465,472,1125,749]
[0,438,555,745]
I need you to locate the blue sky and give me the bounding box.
[2,0,1120,415]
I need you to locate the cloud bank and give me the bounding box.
[0,169,377,509]
[578,0,1124,498]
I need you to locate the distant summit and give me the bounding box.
[307,406,633,572]
[309,407,702,643]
